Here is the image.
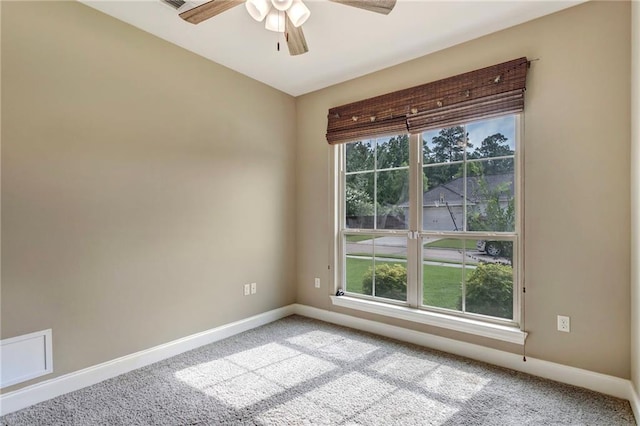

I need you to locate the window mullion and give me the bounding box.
[407,133,421,308]
[514,114,524,326]
[461,125,468,312]
[373,139,378,230]
[463,124,468,232]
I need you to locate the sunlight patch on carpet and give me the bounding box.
[353,388,458,425]
[257,395,345,425]
[257,372,458,425]
[175,342,337,410]
[367,352,440,382]
[303,372,396,415]
[418,364,490,401]
[286,330,344,350]
[314,337,379,362]
[225,342,301,369]
[286,330,380,362]
[203,371,284,409]
[174,359,246,388]
[257,353,336,387]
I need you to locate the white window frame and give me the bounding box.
[330,115,527,345]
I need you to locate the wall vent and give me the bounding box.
[1,329,53,388]
[162,0,186,9]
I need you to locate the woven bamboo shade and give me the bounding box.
[326,57,529,145]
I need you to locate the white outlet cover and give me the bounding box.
[557,315,570,332]
[243,284,250,296]
[314,278,321,288]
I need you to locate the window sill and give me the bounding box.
[330,295,527,345]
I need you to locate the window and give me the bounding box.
[336,114,522,336]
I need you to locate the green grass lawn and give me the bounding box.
[425,239,477,250]
[345,235,381,243]
[345,257,461,309]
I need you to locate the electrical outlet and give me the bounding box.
[557,315,570,332]
[314,278,321,288]
[243,284,250,296]
[251,282,257,294]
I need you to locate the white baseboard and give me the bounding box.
[2,303,638,424]
[0,305,295,416]
[629,383,640,425]
[293,303,638,414]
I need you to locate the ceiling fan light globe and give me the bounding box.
[270,0,293,12]
[265,9,285,32]
[245,0,271,22]
[287,0,310,27]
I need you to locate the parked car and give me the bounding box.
[476,240,504,257]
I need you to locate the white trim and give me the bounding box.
[330,295,527,345]
[293,304,634,403]
[0,306,295,416]
[631,2,640,426]
[629,383,640,426]
[0,329,53,388]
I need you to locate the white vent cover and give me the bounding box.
[1,329,53,388]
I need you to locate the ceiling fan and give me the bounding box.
[179,0,396,56]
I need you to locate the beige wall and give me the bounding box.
[632,0,639,397]
[1,1,296,392]
[296,1,631,378]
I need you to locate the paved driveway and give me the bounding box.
[346,236,505,264]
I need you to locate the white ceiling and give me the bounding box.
[80,0,584,96]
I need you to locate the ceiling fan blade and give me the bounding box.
[179,0,243,24]
[285,16,309,56]
[328,0,396,15]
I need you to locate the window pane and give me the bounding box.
[422,238,464,310]
[373,237,407,302]
[422,165,464,231]
[376,169,409,230]
[344,235,376,296]
[345,235,408,302]
[467,116,516,159]
[466,159,515,233]
[465,241,514,320]
[346,140,375,172]
[346,173,374,229]
[376,135,409,169]
[422,126,470,165]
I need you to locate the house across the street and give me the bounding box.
[402,173,514,232]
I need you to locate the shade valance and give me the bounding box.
[326,57,529,145]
